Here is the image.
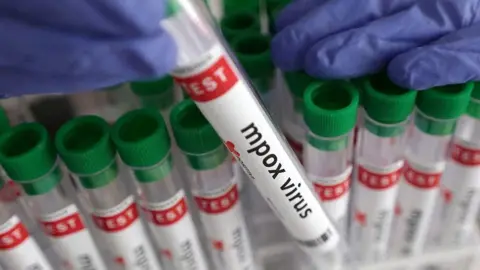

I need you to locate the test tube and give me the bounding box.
[438,82,480,246]
[111,109,210,270]
[220,11,261,43]
[351,74,416,263]
[231,33,276,121]
[391,83,473,257]
[55,115,163,270]
[0,123,107,270]
[170,100,255,270]
[0,179,53,269]
[162,1,341,261]
[281,72,318,161]
[303,81,358,238]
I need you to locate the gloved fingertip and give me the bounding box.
[270,31,304,71]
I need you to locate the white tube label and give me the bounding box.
[91,196,162,270]
[172,46,340,256]
[38,204,106,270]
[0,215,52,270]
[141,190,209,270]
[308,166,352,229]
[193,183,254,270]
[392,161,443,256]
[350,162,403,262]
[439,140,480,244]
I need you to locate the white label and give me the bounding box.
[439,140,480,244]
[193,182,254,270]
[91,196,162,270]
[392,160,444,256]
[172,46,340,256]
[141,190,208,270]
[308,166,352,227]
[38,205,106,270]
[0,215,53,270]
[350,162,403,262]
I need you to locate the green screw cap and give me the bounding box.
[170,100,222,154]
[232,33,274,79]
[0,123,60,195]
[304,81,359,138]
[284,72,318,99]
[55,115,116,175]
[112,109,171,168]
[221,10,260,42]
[467,82,480,119]
[224,0,260,16]
[416,83,474,120]
[363,73,417,124]
[130,76,174,97]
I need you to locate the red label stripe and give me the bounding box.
[451,143,480,166]
[92,203,139,233]
[142,197,188,226]
[0,222,29,250]
[313,176,351,201]
[403,163,441,189]
[194,185,239,214]
[39,212,85,237]
[357,165,402,190]
[174,56,238,102]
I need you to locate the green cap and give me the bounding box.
[467,82,480,119]
[170,100,227,170]
[0,123,61,195]
[130,77,175,110]
[221,10,260,42]
[267,0,290,33]
[232,33,273,79]
[112,109,171,167]
[304,81,359,138]
[224,0,260,16]
[55,115,116,175]
[416,83,474,120]
[363,73,416,124]
[284,72,320,112]
[415,83,473,135]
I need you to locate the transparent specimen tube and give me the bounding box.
[55,116,163,270]
[170,100,255,270]
[391,83,473,258]
[436,83,480,247]
[350,74,416,263]
[161,0,342,261]
[0,123,107,270]
[302,81,358,238]
[112,109,210,270]
[0,179,53,270]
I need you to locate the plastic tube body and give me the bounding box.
[135,155,210,270]
[438,107,480,246]
[351,114,407,263]
[391,110,451,257]
[0,189,53,270]
[185,147,255,270]
[77,162,163,270]
[304,132,352,237]
[26,164,107,270]
[162,2,341,260]
[282,93,306,160]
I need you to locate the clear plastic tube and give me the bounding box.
[0,182,53,270]
[349,74,416,264]
[111,108,210,270]
[391,84,473,258]
[437,93,480,247]
[170,100,255,270]
[55,116,162,270]
[162,1,341,262]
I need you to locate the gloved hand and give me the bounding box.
[272,0,480,90]
[0,0,176,97]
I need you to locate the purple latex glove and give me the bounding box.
[272,0,480,90]
[0,0,176,97]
